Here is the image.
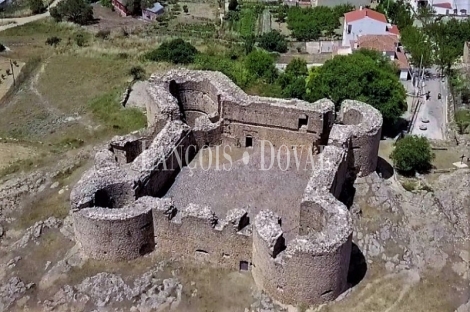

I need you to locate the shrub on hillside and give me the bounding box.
[29,0,46,14]
[129,66,146,81]
[0,43,5,52]
[145,39,198,64]
[74,33,87,46]
[95,29,111,40]
[45,36,61,47]
[390,135,435,175]
[50,0,94,25]
[258,30,288,53]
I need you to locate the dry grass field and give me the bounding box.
[0,19,155,176]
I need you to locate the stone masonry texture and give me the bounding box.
[70,69,383,307]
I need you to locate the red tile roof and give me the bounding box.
[432,2,452,8]
[356,34,398,52]
[344,8,387,23]
[388,25,400,35]
[395,51,410,70]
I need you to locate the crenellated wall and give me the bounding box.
[328,100,383,177]
[252,145,353,306]
[151,197,253,269]
[70,69,383,308]
[148,69,336,149]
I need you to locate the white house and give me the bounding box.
[342,7,399,47]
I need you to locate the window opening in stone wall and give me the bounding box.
[239,261,249,271]
[140,243,153,255]
[298,115,308,129]
[94,189,112,208]
[273,236,286,258]
[245,136,253,148]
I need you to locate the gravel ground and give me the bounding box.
[164,146,315,240]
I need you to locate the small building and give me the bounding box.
[334,34,411,80]
[112,0,131,17]
[342,7,399,47]
[142,2,164,20]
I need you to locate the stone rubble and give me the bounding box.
[0,276,27,311]
[10,217,62,250]
[42,265,182,312]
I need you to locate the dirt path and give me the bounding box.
[0,0,62,32]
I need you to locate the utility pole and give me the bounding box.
[9,59,15,86]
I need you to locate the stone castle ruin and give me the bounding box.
[70,69,383,307]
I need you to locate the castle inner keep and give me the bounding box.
[70,69,383,306]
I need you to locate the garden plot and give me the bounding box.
[175,2,218,23]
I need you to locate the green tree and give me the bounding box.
[244,50,277,82]
[285,58,308,77]
[390,135,434,175]
[400,26,433,68]
[306,51,407,127]
[424,19,470,74]
[183,4,188,13]
[258,30,288,53]
[29,0,46,14]
[377,0,413,30]
[276,58,308,99]
[50,0,94,25]
[287,6,338,41]
[145,39,198,64]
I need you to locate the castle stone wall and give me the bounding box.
[73,197,155,261]
[152,198,252,269]
[70,69,384,308]
[329,100,383,177]
[252,145,353,306]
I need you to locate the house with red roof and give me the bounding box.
[341,7,400,47]
[334,34,411,80]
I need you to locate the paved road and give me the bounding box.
[0,0,61,32]
[411,69,448,140]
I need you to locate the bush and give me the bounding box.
[74,33,87,46]
[390,135,435,175]
[129,65,146,81]
[100,0,112,7]
[455,109,470,134]
[95,29,111,39]
[0,43,5,52]
[258,30,288,53]
[401,180,417,191]
[45,36,61,46]
[29,0,46,14]
[145,39,198,64]
[183,4,188,13]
